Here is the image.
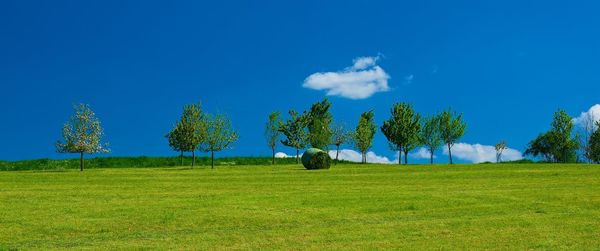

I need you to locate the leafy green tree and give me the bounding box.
[265,111,281,165]
[306,98,333,150]
[524,132,554,162]
[439,109,467,164]
[353,111,377,163]
[279,110,309,164]
[166,103,206,167]
[380,103,421,164]
[589,121,600,163]
[199,113,239,169]
[331,122,350,164]
[525,109,579,163]
[420,114,443,164]
[56,103,109,171]
[166,121,186,165]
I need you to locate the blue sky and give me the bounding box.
[1,0,600,163]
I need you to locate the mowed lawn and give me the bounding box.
[1,164,600,250]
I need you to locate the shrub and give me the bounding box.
[301,148,331,170]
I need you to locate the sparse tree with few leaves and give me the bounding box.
[420,114,443,164]
[265,111,281,164]
[353,111,377,164]
[439,109,467,164]
[166,103,206,167]
[279,110,309,164]
[199,113,239,169]
[331,122,351,164]
[495,140,507,163]
[56,103,109,171]
[380,103,421,165]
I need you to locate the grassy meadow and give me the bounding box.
[1,163,599,249]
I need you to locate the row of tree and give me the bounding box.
[265,99,469,165]
[525,109,600,163]
[56,103,240,171]
[165,103,239,168]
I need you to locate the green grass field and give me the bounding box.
[1,164,599,250]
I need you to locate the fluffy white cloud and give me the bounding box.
[442,143,523,163]
[573,104,600,129]
[409,147,435,159]
[328,149,396,164]
[275,152,296,158]
[303,56,390,99]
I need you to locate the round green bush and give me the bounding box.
[301,148,331,170]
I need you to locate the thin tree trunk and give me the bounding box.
[192,150,195,167]
[272,147,275,165]
[404,150,408,165]
[80,152,84,171]
[296,148,299,164]
[180,151,183,166]
[398,150,401,165]
[335,145,340,165]
[430,149,434,164]
[211,151,214,169]
[448,144,453,164]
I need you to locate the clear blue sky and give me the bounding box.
[1,0,599,162]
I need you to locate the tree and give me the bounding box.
[495,140,507,163]
[56,103,109,171]
[420,114,443,164]
[525,109,579,163]
[199,113,239,169]
[524,132,554,162]
[353,111,377,164]
[331,122,350,164]
[589,121,600,163]
[166,103,206,167]
[265,112,281,165]
[166,121,186,165]
[306,98,333,150]
[279,110,309,164]
[380,103,421,165]
[577,112,597,163]
[439,109,466,164]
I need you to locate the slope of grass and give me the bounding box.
[1,164,599,249]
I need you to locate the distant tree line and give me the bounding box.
[267,99,468,165]
[55,101,600,170]
[525,109,600,163]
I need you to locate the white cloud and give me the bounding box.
[328,149,396,164]
[303,56,390,99]
[275,152,297,158]
[409,147,435,159]
[573,104,600,129]
[442,143,523,163]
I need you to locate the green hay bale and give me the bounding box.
[301,148,331,170]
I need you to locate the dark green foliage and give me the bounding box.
[0,156,351,171]
[525,109,579,163]
[301,148,331,170]
[380,103,421,164]
[306,98,333,150]
[588,122,600,163]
